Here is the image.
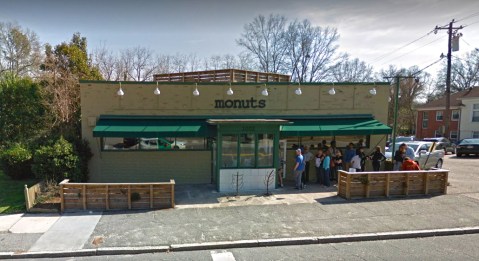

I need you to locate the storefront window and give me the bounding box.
[221,135,238,167]
[258,134,274,167]
[283,135,369,150]
[239,134,255,167]
[102,137,208,151]
[103,137,139,150]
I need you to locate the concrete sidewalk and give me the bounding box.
[2,187,479,259]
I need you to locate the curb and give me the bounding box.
[2,226,479,259]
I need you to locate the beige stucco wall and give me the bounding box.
[81,82,390,183]
[459,98,479,139]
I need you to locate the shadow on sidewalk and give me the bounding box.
[315,194,437,205]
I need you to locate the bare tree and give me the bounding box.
[0,22,42,78]
[330,53,374,82]
[236,14,288,73]
[154,54,172,74]
[380,65,431,134]
[435,49,479,93]
[119,46,156,81]
[209,55,222,70]
[222,54,237,69]
[171,53,188,73]
[237,52,256,71]
[186,53,200,72]
[92,45,118,81]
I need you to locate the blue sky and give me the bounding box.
[1,0,479,74]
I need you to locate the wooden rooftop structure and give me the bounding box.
[153,69,291,83]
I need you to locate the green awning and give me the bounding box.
[93,118,208,138]
[280,118,391,137]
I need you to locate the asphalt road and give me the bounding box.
[29,233,479,261]
[442,154,479,196]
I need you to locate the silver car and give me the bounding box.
[385,141,445,169]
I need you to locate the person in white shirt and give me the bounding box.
[315,150,324,184]
[351,149,362,172]
[302,146,314,184]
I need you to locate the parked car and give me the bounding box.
[385,141,445,169]
[386,136,417,149]
[456,138,479,157]
[422,137,456,154]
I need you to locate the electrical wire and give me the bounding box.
[461,38,473,47]
[379,35,446,67]
[455,11,479,23]
[411,58,444,77]
[463,19,479,28]
[369,29,436,64]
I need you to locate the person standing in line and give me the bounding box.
[358,147,367,172]
[370,146,386,171]
[302,146,314,185]
[404,143,415,160]
[322,149,331,187]
[333,149,343,181]
[357,139,366,149]
[321,140,329,152]
[293,148,305,190]
[351,149,362,172]
[315,150,323,185]
[393,144,406,171]
[344,143,355,171]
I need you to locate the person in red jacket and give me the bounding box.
[401,157,421,170]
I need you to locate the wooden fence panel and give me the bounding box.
[338,170,449,200]
[60,180,175,212]
[24,183,42,211]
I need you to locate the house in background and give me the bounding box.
[416,87,479,142]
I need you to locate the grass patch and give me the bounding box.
[0,170,37,214]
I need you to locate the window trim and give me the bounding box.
[450,130,458,140]
[221,133,275,169]
[436,111,443,121]
[451,110,460,121]
[422,111,429,129]
[472,104,479,122]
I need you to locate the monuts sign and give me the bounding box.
[214,97,266,109]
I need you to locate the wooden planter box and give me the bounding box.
[337,169,448,199]
[59,179,175,212]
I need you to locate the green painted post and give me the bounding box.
[391,75,400,158]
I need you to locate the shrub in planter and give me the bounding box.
[31,137,81,183]
[0,143,33,179]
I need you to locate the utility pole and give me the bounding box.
[384,75,417,157]
[435,20,463,138]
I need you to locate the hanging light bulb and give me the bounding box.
[369,87,377,96]
[328,87,336,95]
[295,83,302,95]
[227,83,233,96]
[117,82,124,96]
[154,82,161,95]
[261,85,269,96]
[193,83,200,96]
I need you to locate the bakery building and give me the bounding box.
[80,69,391,192]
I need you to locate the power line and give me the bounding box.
[369,29,435,64]
[411,58,444,76]
[456,11,479,23]
[463,19,479,28]
[379,35,446,67]
[461,37,473,47]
